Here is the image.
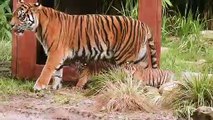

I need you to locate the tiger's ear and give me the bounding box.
[33,2,41,9]
[30,2,41,12]
[18,0,24,4]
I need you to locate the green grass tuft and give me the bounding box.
[162,75,213,118]
[0,40,11,61]
[0,77,34,95]
[161,36,213,75]
[86,68,127,95]
[94,69,156,112]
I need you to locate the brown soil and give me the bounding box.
[0,61,177,120]
[0,89,177,120]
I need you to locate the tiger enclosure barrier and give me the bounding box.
[11,0,162,81]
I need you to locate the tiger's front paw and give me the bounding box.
[33,82,47,91]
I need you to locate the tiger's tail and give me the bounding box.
[147,35,158,69]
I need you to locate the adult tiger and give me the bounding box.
[10,0,158,91]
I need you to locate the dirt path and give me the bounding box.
[0,89,177,120]
[0,62,177,120]
[0,91,100,120]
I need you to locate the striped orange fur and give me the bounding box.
[10,1,158,90]
[124,65,175,88]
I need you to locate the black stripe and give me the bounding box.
[103,16,111,29]
[152,71,155,87]
[92,47,98,60]
[54,75,62,78]
[47,41,55,52]
[94,22,104,56]
[114,16,124,52]
[86,32,92,58]
[42,9,48,17]
[49,9,53,18]
[41,10,49,42]
[79,16,83,50]
[55,13,62,51]
[114,18,134,62]
[162,71,167,85]
[82,48,86,56]
[120,18,134,54]
[115,16,123,34]
[74,16,79,31]
[122,23,138,60]
[99,16,109,46]
[21,5,28,9]
[110,16,118,49]
[55,65,64,71]
[148,69,152,85]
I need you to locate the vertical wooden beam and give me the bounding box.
[138,0,162,67]
[16,32,37,79]
[11,0,18,76]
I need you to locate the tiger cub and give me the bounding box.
[74,61,175,89]
[124,65,176,88]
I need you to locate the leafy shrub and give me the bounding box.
[0,40,11,61]
[0,0,12,61]
[0,0,12,41]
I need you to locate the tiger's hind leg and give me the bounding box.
[75,67,90,89]
[52,68,63,90]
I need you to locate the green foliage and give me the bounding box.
[100,0,114,14]
[101,0,138,19]
[161,6,213,118]
[161,40,213,75]
[0,77,34,95]
[112,0,138,19]
[162,11,207,62]
[101,0,172,19]
[162,0,172,9]
[0,0,12,41]
[0,40,11,61]
[162,12,204,40]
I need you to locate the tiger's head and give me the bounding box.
[10,0,41,35]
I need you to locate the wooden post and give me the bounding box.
[12,0,37,79]
[138,0,162,67]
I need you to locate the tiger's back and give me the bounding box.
[39,11,156,66]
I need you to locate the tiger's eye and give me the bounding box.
[19,13,26,21]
